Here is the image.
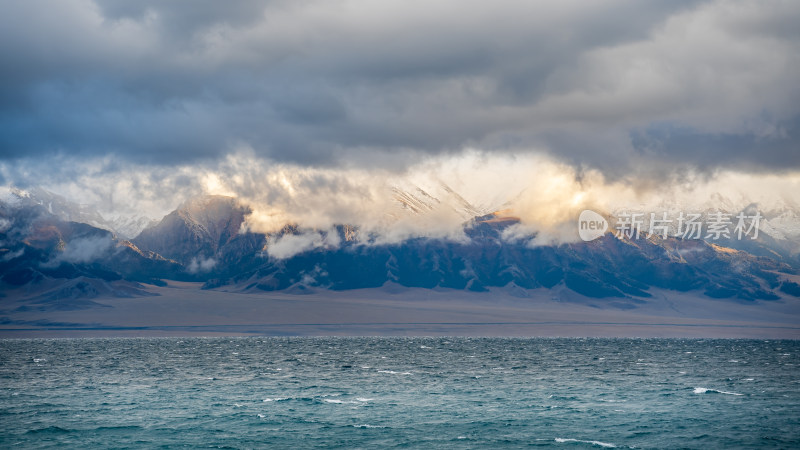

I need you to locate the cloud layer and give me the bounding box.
[1,0,799,249]
[1,0,798,180]
[5,150,799,252]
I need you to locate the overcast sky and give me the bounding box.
[1,0,799,226]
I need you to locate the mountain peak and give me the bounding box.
[178,195,240,213]
[132,194,252,264]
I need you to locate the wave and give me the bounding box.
[94,425,143,432]
[323,398,362,404]
[554,437,617,447]
[25,426,73,435]
[692,387,743,396]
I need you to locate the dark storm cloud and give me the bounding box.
[631,115,800,173]
[0,0,798,175]
[95,0,273,35]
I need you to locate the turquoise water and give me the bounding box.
[1,337,798,448]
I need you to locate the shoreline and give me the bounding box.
[2,282,799,338]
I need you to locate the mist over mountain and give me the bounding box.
[0,189,184,309]
[0,187,156,239]
[2,187,800,311]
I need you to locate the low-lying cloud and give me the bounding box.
[41,235,113,267]
[187,256,217,274]
[6,150,799,253]
[267,230,341,259]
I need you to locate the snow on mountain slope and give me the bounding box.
[389,182,501,223]
[0,187,155,239]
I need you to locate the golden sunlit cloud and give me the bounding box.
[14,149,800,251]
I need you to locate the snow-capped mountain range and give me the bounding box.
[2,186,800,309]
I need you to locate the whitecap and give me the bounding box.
[263,397,289,402]
[693,387,743,396]
[378,370,412,375]
[323,398,359,404]
[352,424,386,428]
[717,390,744,396]
[257,414,266,418]
[355,397,374,402]
[555,437,616,448]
